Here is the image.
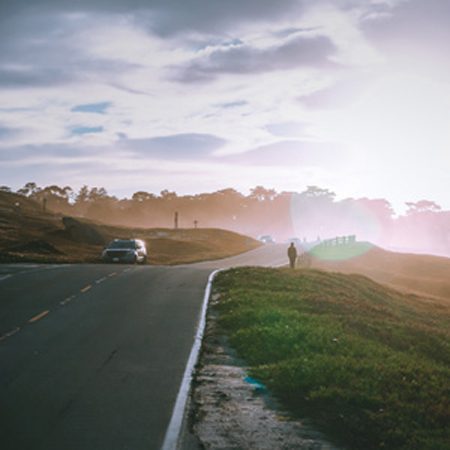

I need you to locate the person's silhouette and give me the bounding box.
[287,242,297,269]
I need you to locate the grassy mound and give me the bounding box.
[214,267,450,450]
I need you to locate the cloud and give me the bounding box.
[299,75,370,109]
[3,0,447,211]
[120,133,227,159]
[0,0,304,37]
[221,140,341,167]
[171,34,337,82]
[0,125,20,139]
[362,0,450,69]
[264,121,308,138]
[0,144,107,162]
[0,12,142,90]
[1,1,402,38]
[0,125,18,138]
[0,66,74,88]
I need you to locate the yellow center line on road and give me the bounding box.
[80,284,92,293]
[108,272,117,278]
[60,295,75,306]
[95,277,107,284]
[28,310,50,323]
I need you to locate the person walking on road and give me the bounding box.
[288,242,298,269]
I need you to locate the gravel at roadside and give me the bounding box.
[182,293,341,450]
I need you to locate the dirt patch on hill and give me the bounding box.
[184,294,340,450]
[310,243,450,301]
[0,191,260,264]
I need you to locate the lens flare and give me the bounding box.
[290,193,386,260]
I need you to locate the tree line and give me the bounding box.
[1,182,449,256]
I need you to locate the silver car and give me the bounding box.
[102,239,147,264]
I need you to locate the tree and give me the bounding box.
[17,182,39,197]
[406,200,441,215]
[132,191,155,202]
[249,186,277,202]
[160,189,177,200]
[76,185,90,204]
[300,186,336,200]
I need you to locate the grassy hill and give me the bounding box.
[308,242,450,301]
[214,267,450,450]
[0,191,260,264]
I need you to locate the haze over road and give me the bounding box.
[0,244,286,450]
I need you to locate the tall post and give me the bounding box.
[194,220,198,229]
[174,211,179,229]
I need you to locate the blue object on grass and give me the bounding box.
[244,376,266,392]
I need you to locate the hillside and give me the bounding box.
[0,191,260,264]
[309,242,450,301]
[213,267,450,450]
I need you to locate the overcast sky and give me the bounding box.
[0,0,449,211]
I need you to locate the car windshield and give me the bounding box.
[108,240,136,249]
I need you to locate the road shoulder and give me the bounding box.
[182,292,340,450]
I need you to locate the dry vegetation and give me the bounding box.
[309,242,450,301]
[0,191,260,264]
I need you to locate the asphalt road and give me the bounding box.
[0,244,286,450]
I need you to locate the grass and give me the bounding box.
[310,241,374,261]
[213,267,450,450]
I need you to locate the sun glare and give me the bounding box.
[344,72,450,165]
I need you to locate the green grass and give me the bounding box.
[309,241,374,261]
[213,268,450,450]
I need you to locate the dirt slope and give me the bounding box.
[0,192,260,264]
[310,242,450,301]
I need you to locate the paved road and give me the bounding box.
[0,244,286,450]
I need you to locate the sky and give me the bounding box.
[0,0,449,213]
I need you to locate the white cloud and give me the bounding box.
[0,0,449,210]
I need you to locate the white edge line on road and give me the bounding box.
[161,268,221,450]
[0,326,21,342]
[0,274,12,282]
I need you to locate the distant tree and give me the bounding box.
[406,200,441,214]
[289,186,337,240]
[73,185,111,217]
[300,185,336,201]
[215,188,242,198]
[249,186,277,202]
[17,182,40,197]
[394,200,446,255]
[132,191,156,202]
[0,185,11,192]
[160,189,177,200]
[30,184,74,213]
[75,185,90,204]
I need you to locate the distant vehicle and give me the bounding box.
[102,239,147,264]
[259,235,275,244]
